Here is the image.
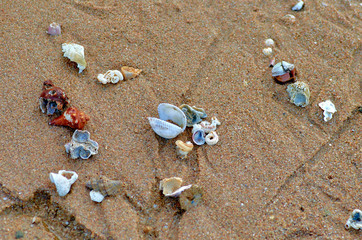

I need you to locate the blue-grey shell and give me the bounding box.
[192,129,206,145]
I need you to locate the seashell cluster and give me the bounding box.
[49,107,90,129]
[345,209,362,230]
[86,176,123,202]
[159,177,192,197]
[192,116,221,145]
[47,22,61,36]
[292,0,304,11]
[179,104,207,127]
[39,80,69,115]
[65,130,98,159]
[62,43,87,73]
[272,61,296,83]
[49,170,78,197]
[175,140,193,159]
[319,100,337,122]
[97,67,142,84]
[286,81,310,107]
[179,185,203,211]
[148,103,187,139]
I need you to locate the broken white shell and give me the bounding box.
[62,43,87,73]
[159,177,192,197]
[319,100,336,122]
[148,103,187,139]
[89,190,105,203]
[287,81,310,107]
[292,1,304,11]
[263,47,273,56]
[97,70,124,84]
[205,131,219,145]
[194,116,221,133]
[265,38,275,46]
[49,170,78,197]
[345,209,362,230]
[176,140,193,159]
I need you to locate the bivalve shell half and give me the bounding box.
[148,103,187,139]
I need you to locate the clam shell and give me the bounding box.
[192,129,206,145]
[148,103,187,139]
[86,176,122,196]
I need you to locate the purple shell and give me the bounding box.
[47,22,61,35]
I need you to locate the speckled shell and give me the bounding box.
[39,80,69,115]
[62,43,87,73]
[86,176,122,196]
[49,107,90,129]
[179,185,203,211]
[286,81,310,107]
[148,103,187,139]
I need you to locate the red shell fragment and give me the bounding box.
[49,107,90,129]
[39,80,69,115]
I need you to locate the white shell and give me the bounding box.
[97,70,124,84]
[262,47,273,56]
[159,177,192,197]
[89,190,105,203]
[62,43,87,73]
[319,100,337,122]
[272,61,294,77]
[345,209,362,230]
[265,38,275,46]
[205,131,219,145]
[49,170,78,197]
[148,103,187,139]
[292,1,304,11]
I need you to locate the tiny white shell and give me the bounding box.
[263,47,273,56]
[205,131,219,145]
[97,70,124,84]
[49,170,78,197]
[265,39,275,46]
[89,190,105,203]
[292,1,304,11]
[62,43,87,73]
[319,100,337,122]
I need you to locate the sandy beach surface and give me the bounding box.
[0,0,361,239]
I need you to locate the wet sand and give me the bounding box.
[0,0,361,239]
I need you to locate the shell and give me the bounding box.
[120,66,142,80]
[49,107,90,129]
[47,22,61,36]
[49,170,78,197]
[286,81,310,107]
[179,104,207,127]
[39,80,69,115]
[345,209,362,230]
[262,47,273,56]
[319,100,337,122]
[148,103,187,139]
[159,177,192,197]
[97,70,124,84]
[89,190,105,203]
[194,116,221,134]
[205,131,219,145]
[179,185,203,211]
[265,38,275,46]
[192,129,206,145]
[62,43,87,73]
[65,130,98,159]
[175,140,193,159]
[281,14,296,24]
[86,176,122,196]
[292,1,304,11]
[272,61,296,83]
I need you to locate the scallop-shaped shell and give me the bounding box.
[148,103,187,139]
[292,1,304,11]
[179,104,207,127]
[97,70,124,84]
[86,176,122,196]
[62,43,87,73]
[345,209,362,230]
[179,185,203,211]
[120,66,142,80]
[192,129,206,145]
[286,81,310,107]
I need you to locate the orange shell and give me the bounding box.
[49,107,90,129]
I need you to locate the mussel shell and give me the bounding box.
[148,117,183,139]
[86,176,122,196]
[158,103,187,131]
[192,129,206,145]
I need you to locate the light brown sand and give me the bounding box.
[0,0,361,239]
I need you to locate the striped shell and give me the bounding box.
[86,176,122,196]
